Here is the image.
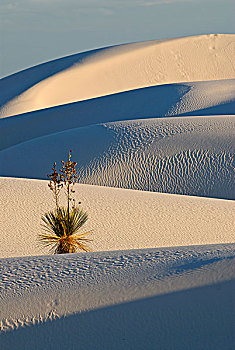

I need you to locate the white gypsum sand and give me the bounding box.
[0,34,235,118]
[0,245,235,350]
[0,115,234,199]
[0,177,234,258]
[0,34,234,349]
[0,79,234,151]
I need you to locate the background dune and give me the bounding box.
[0,34,235,118]
[0,79,234,151]
[0,115,234,199]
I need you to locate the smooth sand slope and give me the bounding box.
[0,36,234,199]
[0,34,234,349]
[0,34,235,117]
[0,177,234,259]
[0,79,235,151]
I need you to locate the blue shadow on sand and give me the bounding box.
[1,280,234,350]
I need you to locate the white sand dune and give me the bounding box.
[0,34,235,118]
[0,177,234,259]
[0,79,234,199]
[1,245,235,349]
[0,34,234,348]
[0,115,234,199]
[0,79,234,151]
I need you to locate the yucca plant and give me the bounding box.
[39,207,92,254]
[40,150,92,254]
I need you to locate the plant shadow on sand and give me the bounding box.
[1,280,234,350]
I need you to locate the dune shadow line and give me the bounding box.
[0,83,191,150]
[1,280,234,350]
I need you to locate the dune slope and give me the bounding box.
[1,245,235,349]
[0,34,234,118]
[0,79,234,151]
[0,115,234,199]
[0,81,234,199]
[0,34,234,349]
[0,177,234,259]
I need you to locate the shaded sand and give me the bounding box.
[0,36,234,200]
[1,34,235,117]
[0,115,234,199]
[1,281,234,350]
[0,34,234,349]
[0,79,234,151]
[1,245,235,349]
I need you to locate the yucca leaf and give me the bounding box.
[40,206,91,254]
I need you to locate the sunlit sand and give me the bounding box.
[0,34,234,349]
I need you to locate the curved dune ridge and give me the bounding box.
[0,177,234,259]
[1,245,235,349]
[0,36,234,199]
[0,79,235,151]
[0,35,235,348]
[0,34,235,118]
[0,115,234,199]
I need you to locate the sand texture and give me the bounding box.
[1,245,235,350]
[1,34,235,118]
[0,34,234,349]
